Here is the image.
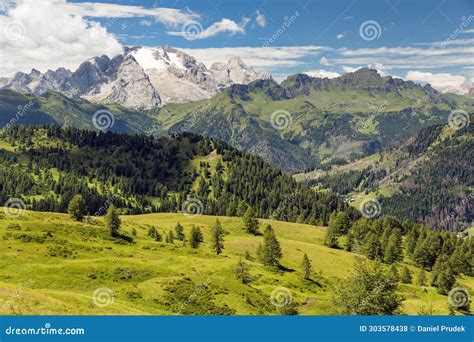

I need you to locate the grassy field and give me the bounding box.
[0,210,472,315]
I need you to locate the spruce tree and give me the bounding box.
[261,225,282,266]
[301,253,312,280]
[389,264,399,283]
[435,267,456,295]
[324,225,339,248]
[400,266,412,284]
[189,226,204,248]
[345,232,354,252]
[174,222,185,241]
[236,258,250,284]
[211,219,225,255]
[243,207,259,235]
[105,204,120,237]
[67,194,87,221]
[417,268,427,286]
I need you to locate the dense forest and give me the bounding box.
[0,125,356,225]
[312,117,473,231]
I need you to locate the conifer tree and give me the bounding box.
[236,258,250,284]
[400,266,412,284]
[174,222,185,241]
[417,268,427,286]
[189,226,204,248]
[389,264,399,283]
[105,204,120,237]
[67,194,87,221]
[211,219,225,255]
[261,225,282,266]
[301,253,312,280]
[243,207,259,235]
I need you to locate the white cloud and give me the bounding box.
[140,19,152,27]
[305,69,341,79]
[336,33,345,40]
[405,71,467,93]
[0,0,123,76]
[255,10,266,28]
[64,1,199,28]
[320,56,331,66]
[180,46,329,70]
[167,18,245,40]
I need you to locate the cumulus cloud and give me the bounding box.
[255,10,266,28]
[405,71,467,93]
[336,33,345,40]
[320,56,331,66]
[0,0,123,76]
[305,69,341,79]
[167,18,245,40]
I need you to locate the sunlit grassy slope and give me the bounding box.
[0,210,472,315]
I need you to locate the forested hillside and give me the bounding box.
[305,114,473,231]
[0,125,355,225]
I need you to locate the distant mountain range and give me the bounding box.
[1,59,472,173]
[0,46,271,108]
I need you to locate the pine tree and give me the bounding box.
[364,233,382,260]
[154,230,162,242]
[325,225,339,248]
[236,258,250,284]
[105,204,120,237]
[345,232,354,252]
[384,233,402,264]
[243,207,259,235]
[189,226,204,248]
[237,201,248,216]
[174,222,185,241]
[435,267,456,295]
[301,253,312,280]
[261,225,282,266]
[211,219,225,255]
[67,195,87,221]
[148,226,157,238]
[417,268,427,286]
[167,230,175,243]
[400,266,412,284]
[333,259,403,315]
[389,264,399,283]
[328,211,351,235]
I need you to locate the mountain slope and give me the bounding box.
[0,125,355,225]
[303,114,474,231]
[154,68,472,173]
[1,46,268,108]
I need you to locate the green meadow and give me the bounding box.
[0,210,471,315]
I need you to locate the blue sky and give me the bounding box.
[1,0,473,92]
